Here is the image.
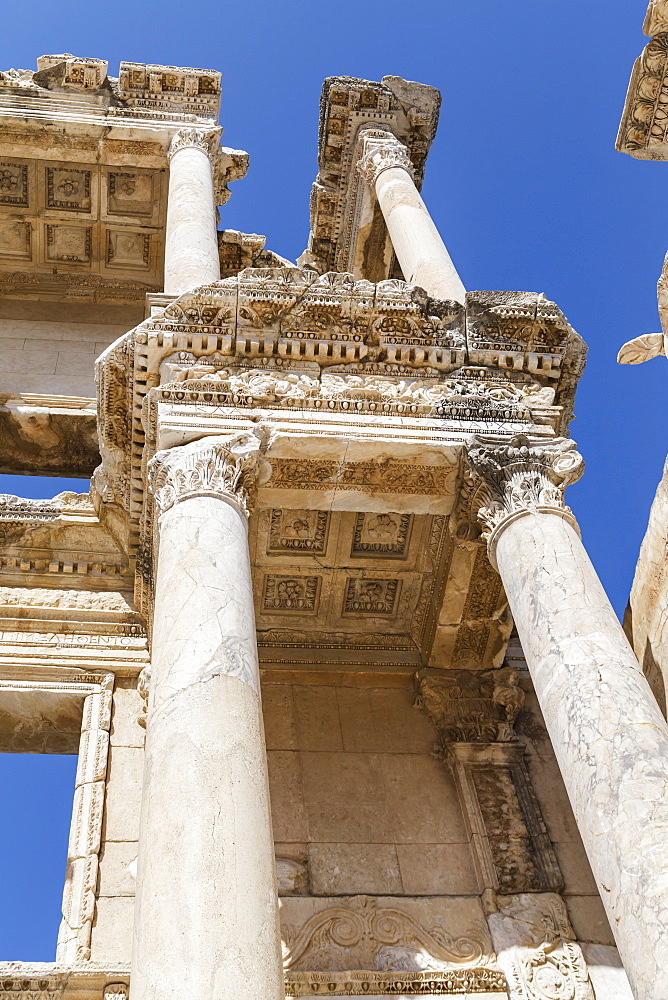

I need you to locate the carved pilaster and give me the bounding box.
[465,434,584,566]
[147,432,262,518]
[167,126,222,164]
[358,133,415,187]
[416,668,562,895]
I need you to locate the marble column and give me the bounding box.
[359,133,465,304]
[131,433,283,1000]
[164,127,221,295]
[466,434,668,1000]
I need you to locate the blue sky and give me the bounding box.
[1,0,666,960]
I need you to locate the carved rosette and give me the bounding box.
[147,432,262,518]
[358,136,415,187]
[465,435,584,565]
[167,126,223,164]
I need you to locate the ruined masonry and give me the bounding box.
[0,45,663,1000]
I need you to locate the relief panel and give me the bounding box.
[351,512,412,557]
[343,577,400,615]
[263,575,321,614]
[46,167,92,212]
[268,509,330,555]
[0,161,28,207]
[107,172,155,218]
[0,220,31,260]
[105,230,151,271]
[45,224,93,264]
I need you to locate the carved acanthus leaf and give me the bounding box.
[147,432,262,517]
[465,434,583,542]
[358,135,415,187]
[167,126,222,163]
[416,666,524,744]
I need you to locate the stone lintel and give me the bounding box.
[0,397,100,477]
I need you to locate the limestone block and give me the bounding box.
[266,750,308,842]
[89,895,134,964]
[97,840,138,897]
[380,753,469,843]
[396,843,479,895]
[300,751,393,843]
[261,684,298,750]
[308,843,403,895]
[552,841,598,896]
[101,745,144,842]
[565,896,616,948]
[336,687,436,753]
[580,943,634,999]
[292,685,343,750]
[109,681,145,748]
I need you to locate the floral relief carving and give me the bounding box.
[344,578,399,615]
[268,509,330,553]
[167,126,222,163]
[358,135,415,187]
[416,666,524,744]
[262,575,320,613]
[352,512,412,556]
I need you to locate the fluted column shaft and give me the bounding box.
[131,434,283,1000]
[467,435,668,1000]
[164,128,221,294]
[359,134,465,303]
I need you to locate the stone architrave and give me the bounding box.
[164,127,222,294]
[466,433,668,1000]
[358,130,466,303]
[130,432,284,1000]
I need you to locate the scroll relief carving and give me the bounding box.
[147,432,263,518]
[465,434,584,555]
[416,666,524,745]
[488,893,594,1000]
[281,895,490,973]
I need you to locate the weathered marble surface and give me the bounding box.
[625,454,668,717]
[131,490,283,1000]
[496,512,668,1000]
[164,132,221,295]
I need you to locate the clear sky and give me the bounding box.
[0,0,666,961]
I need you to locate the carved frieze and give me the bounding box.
[617,32,668,158]
[284,969,507,995]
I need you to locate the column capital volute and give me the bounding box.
[147,432,262,519]
[465,434,584,568]
[167,126,223,164]
[357,131,415,187]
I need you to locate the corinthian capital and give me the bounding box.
[167,126,222,163]
[466,434,584,560]
[147,432,262,518]
[358,133,414,187]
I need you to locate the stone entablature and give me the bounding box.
[617,1,668,158]
[305,76,441,280]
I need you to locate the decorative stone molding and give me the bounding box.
[465,434,584,565]
[167,127,222,164]
[358,134,415,187]
[645,0,668,34]
[284,969,507,996]
[147,432,263,518]
[487,893,594,1000]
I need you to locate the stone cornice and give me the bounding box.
[147,432,263,518]
[465,434,584,566]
